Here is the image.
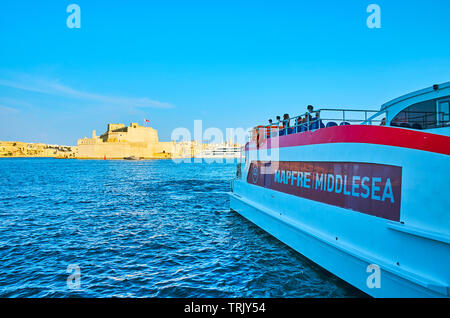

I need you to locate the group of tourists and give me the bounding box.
[267,105,321,136]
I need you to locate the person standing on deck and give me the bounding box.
[282,114,290,128]
[306,105,313,122]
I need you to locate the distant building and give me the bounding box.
[197,139,242,159]
[0,141,76,158]
[77,123,174,159]
[1,123,242,160]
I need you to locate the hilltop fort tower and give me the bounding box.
[77,123,173,159]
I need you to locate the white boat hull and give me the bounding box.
[230,126,450,298]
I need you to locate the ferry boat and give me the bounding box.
[230,82,450,297]
[199,145,242,159]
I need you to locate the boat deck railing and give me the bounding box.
[250,107,450,142]
[252,108,384,140]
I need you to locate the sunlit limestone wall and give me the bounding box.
[76,123,175,159]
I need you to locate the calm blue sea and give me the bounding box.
[0,158,364,298]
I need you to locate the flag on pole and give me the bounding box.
[144,118,150,126]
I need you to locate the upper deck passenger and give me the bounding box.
[282,114,290,128]
[306,105,314,122]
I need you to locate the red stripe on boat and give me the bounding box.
[246,126,450,155]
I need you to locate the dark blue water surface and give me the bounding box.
[0,158,364,297]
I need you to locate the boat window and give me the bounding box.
[438,100,450,123]
[390,96,450,129]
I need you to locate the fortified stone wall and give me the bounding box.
[77,123,175,159]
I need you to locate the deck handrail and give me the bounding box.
[251,108,385,140]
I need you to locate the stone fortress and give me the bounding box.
[76,122,242,159]
[77,122,174,159]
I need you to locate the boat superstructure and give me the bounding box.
[230,82,450,297]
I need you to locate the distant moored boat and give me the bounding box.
[123,156,140,160]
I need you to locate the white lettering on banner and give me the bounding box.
[273,170,395,203]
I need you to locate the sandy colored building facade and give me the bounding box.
[77,123,175,159]
[0,141,77,158]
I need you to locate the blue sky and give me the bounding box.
[0,0,449,145]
